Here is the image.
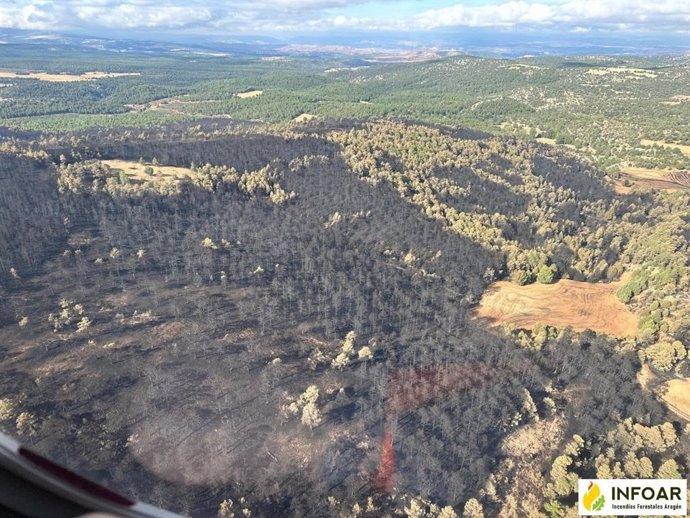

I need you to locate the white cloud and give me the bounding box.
[408,0,690,31]
[0,4,59,30]
[0,0,687,33]
[412,1,555,29]
[74,4,214,29]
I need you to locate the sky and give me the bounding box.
[0,0,688,37]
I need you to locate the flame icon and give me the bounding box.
[583,481,606,511]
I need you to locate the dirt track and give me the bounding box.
[661,378,690,421]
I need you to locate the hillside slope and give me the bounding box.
[0,120,687,517]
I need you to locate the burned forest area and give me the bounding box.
[0,119,687,518]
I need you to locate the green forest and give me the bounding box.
[1,46,689,174]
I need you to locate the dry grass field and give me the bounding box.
[0,70,139,82]
[661,378,690,421]
[473,277,638,337]
[614,167,690,194]
[293,113,318,122]
[102,159,195,184]
[236,90,263,98]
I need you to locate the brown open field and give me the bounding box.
[661,378,690,421]
[293,113,318,123]
[236,90,263,98]
[668,170,690,187]
[102,159,195,185]
[0,70,139,82]
[614,167,690,194]
[473,277,638,337]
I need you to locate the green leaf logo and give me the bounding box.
[592,495,606,511]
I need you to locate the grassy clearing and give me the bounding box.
[0,70,139,82]
[293,113,318,123]
[661,378,690,421]
[474,277,638,337]
[236,90,263,99]
[102,159,195,185]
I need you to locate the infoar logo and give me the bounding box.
[582,481,605,511]
[578,479,687,516]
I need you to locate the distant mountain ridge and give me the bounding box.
[1,27,689,58]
